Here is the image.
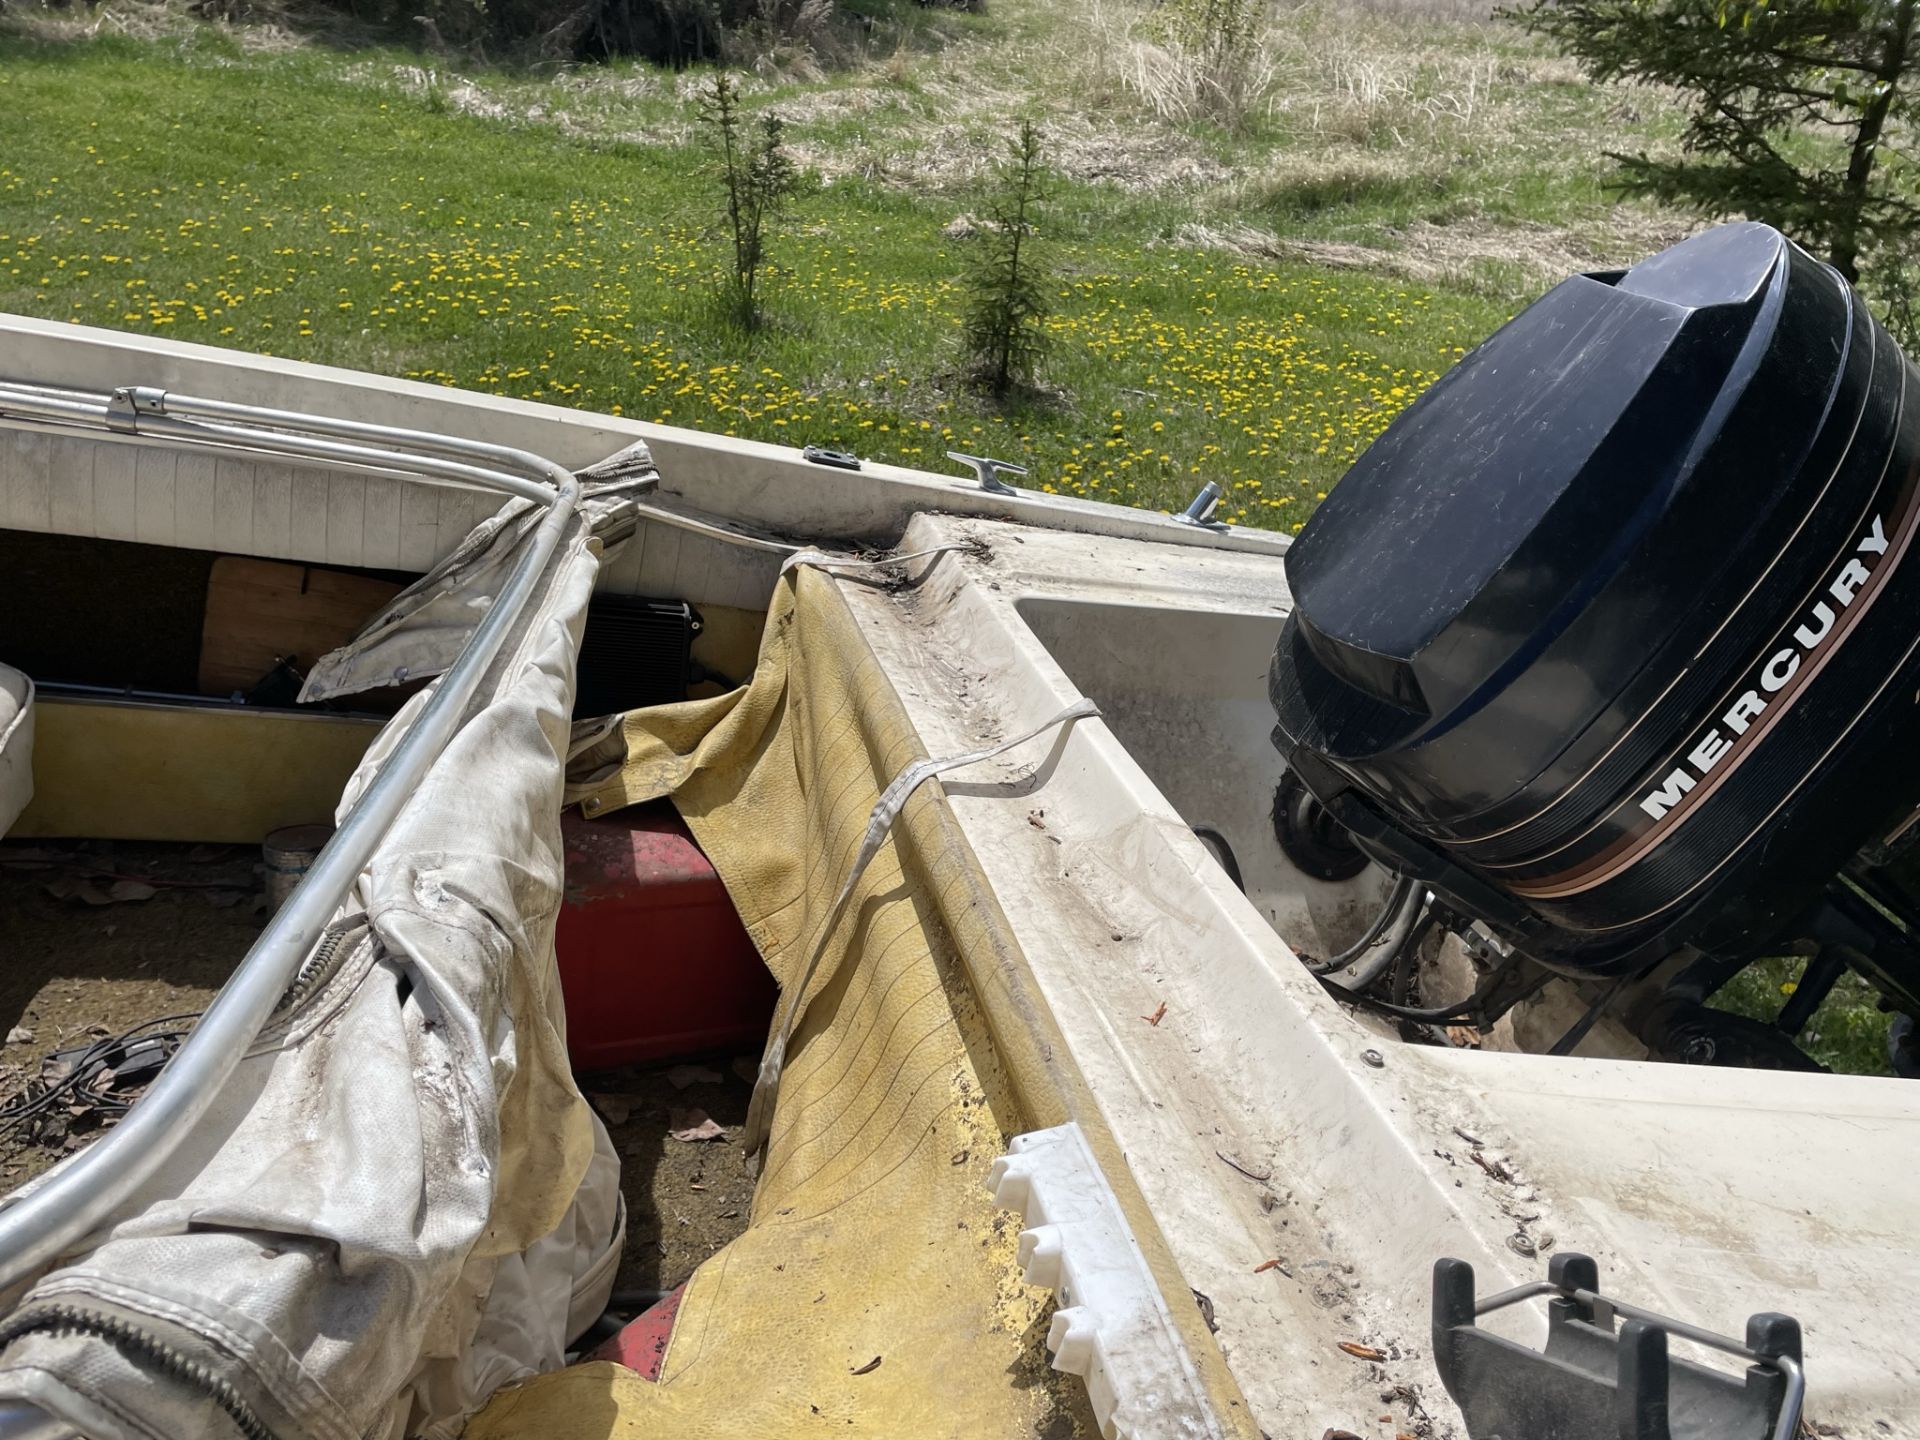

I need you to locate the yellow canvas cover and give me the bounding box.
[469,564,1253,1439]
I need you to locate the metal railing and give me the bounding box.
[0,381,580,1296]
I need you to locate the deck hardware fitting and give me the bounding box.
[1174,479,1228,529]
[946,450,1026,496]
[1435,1252,1804,1440]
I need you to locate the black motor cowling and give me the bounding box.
[1270,222,1920,980]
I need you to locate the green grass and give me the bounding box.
[0,0,1706,523]
[0,24,1509,525]
[1715,959,1897,1077]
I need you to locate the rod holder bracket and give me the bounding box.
[1174,479,1228,529]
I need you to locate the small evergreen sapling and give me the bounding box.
[960,119,1053,398]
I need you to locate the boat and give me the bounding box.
[0,221,1913,1440]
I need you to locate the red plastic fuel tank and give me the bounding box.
[554,803,776,1069]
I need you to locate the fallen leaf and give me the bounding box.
[1253,1258,1282,1274]
[1445,1025,1482,1049]
[44,879,110,906]
[666,1063,723,1090]
[850,1356,882,1376]
[1337,1341,1386,1362]
[591,1093,633,1125]
[5,1028,32,1046]
[669,1108,726,1142]
[1142,1002,1167,1027]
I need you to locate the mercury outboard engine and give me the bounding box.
[1270,222,1920,1071]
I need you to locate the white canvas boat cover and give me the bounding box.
[0,446,660,1439]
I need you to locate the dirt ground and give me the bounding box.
[0,836,757,1291]
[0,838,263,1188]
[579,1058,761,1299]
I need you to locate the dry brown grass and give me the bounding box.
[6,0,1693,297]
[1,0,312,48]
[1170,208,1700,290]
[784,113,1234,191]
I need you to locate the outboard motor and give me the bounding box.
[1270,222,1920,1070]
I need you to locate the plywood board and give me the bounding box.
[198,556,401,697]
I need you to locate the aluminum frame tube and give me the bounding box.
[0,384,580,1299]
[0,383,554,503]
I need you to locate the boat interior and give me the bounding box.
[0,313,1915,1439]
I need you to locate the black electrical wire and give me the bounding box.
[1307,875,1418,976]
[0,1012,201,1142]
[1321,883,1428,992]
[1321,952,1553,1028]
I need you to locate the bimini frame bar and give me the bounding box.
[0,382,581,1300]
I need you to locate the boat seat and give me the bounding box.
[0,662,32,838]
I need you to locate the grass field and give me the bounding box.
[0,0,1689,525]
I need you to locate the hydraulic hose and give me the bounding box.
[1314,875,1426,992]
[1320,879,1428,990]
